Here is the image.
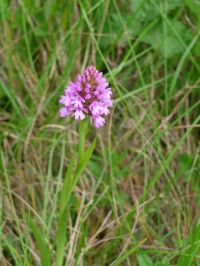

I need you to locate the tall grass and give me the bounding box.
[0,0,200,265]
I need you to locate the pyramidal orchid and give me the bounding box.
[59,65,113,128]
[55,66,112,265]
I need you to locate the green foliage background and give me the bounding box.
[0,0,200,265]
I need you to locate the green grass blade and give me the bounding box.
[169,32,200,97]
[59,156,75,214]
[178,220,200,266]
[28,217,51,266]
[55,208,69,266]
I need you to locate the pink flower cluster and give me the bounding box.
[59,65,112,128]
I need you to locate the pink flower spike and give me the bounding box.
[58,65,113,127]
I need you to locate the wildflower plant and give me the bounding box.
[54,66,112,265]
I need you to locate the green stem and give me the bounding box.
[55,118,90,266]
[78,119,88,160]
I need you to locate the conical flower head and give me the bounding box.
[59,65,113,128]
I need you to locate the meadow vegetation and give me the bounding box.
[0,0,200,265]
